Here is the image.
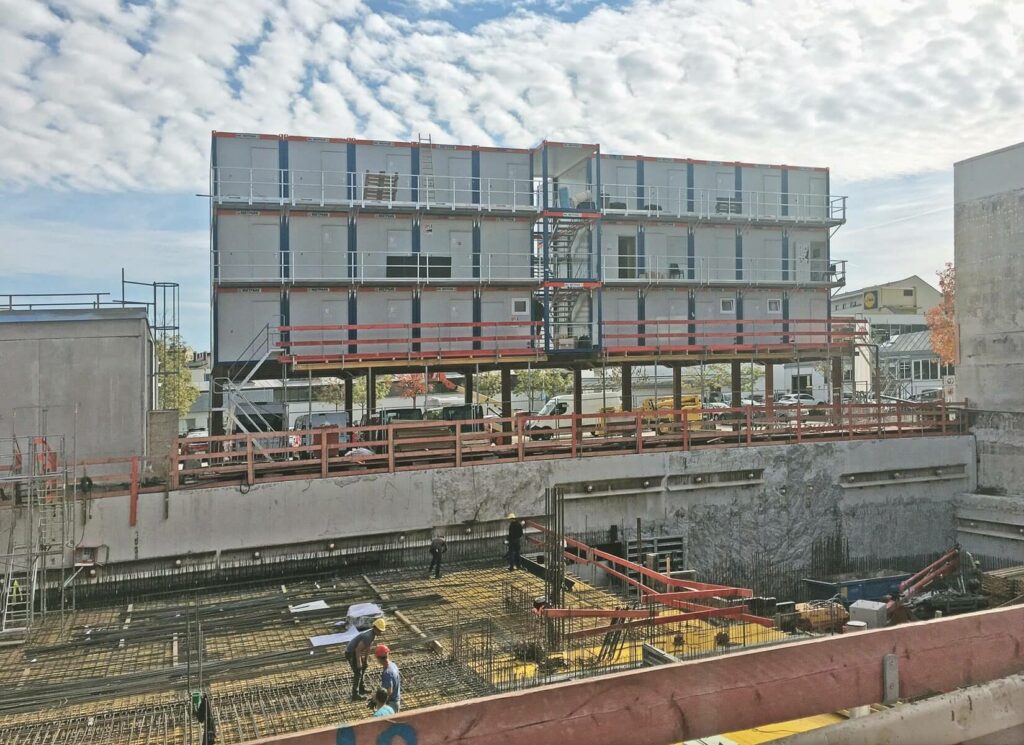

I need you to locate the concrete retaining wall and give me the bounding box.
[42,435,974,569]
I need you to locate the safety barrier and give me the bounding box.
[169,401,965,491]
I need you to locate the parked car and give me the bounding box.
[184,428,210,455]
[776,393,823,406]
[908,389,943,402]
[291,411,352,456]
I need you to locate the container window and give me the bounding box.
[767,298,782,314]
[720,298,735,314]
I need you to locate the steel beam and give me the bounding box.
[239,607,1024,745]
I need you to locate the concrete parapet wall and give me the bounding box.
[956,492,1024,562]
[53,435,975,568]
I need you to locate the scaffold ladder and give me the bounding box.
[418,133,436,203]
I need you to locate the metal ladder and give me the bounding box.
[0,518,30,639]
[418,133,435,204]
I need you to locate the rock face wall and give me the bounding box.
[36,435,974,573]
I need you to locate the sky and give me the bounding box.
[2,0,1022,349]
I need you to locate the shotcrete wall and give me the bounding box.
[46,436,975,571]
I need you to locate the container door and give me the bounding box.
[508,163,529,208]
[447,231,470,280]
[321,224,346,280]
[251,223,279,281]
[668,169,687,215]
[322,151,347,204]
[446,298,472,353]
[251,147,279,202]
[385,298,411,354]
[762,174,781,219]
[809,176,827,219]
[448,157,472,206]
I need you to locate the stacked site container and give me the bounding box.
[211,132,844,369]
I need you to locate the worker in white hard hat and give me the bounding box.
[505,512,524,571]
[345,617,386,701]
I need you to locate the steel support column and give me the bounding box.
[764,363,774,416]
[367,369,377,414]
[464,372,474,404]
[731,361,742,407]
[621,365,632,411]
[572,368,583,443]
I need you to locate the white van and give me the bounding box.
[291,411,352,451]
[526,392,626,440]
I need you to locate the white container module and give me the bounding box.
[849,599,888,629]
[347,602,384,630]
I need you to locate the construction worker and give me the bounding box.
[428,533,447,579]
[374,644,402,712]
[345,618,386,701]
[370,687,394,717]
[505,513,524,570]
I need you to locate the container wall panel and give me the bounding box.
[355,144,414,202]
[694,289,737,346]
[288,141,349,205]
[741,289,784,345]
[480,290,533,352]
[423,147,473,205]
[289,289,349,357]
[642,224,688,279]
[354,289,414,355]
[356,216,415,281]
[789,227,830,283]
[217,214,281,281]
[694,226,737,283]
[480,151,531,208]
[420,289,474,353]
[289,214,349,281]
[215,137,280,202]
[601,156,638,209]
[748,166,784,219]
[643,161,690,216]
[601,288,639,348]
[420,217,474,279]
[216,290,283,363]
[601,223,640,281]
[644,289,690,350]
[481,219,533,281]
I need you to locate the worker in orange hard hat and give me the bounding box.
[505,512,524,571]
[373,644,401,712]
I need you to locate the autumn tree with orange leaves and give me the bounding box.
[926,263,957,364]
[393,373,428,407]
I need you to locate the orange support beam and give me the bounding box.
[240,607,1024,745]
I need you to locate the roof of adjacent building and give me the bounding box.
[0,307,149,324]
[879,330,935,356]
[832,275,938,302]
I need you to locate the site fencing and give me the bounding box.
[166,401,966,492]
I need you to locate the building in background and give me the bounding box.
[954,142,1024,544]
[0,308,156,462]
[208,131,849,433]
[773,275,942,401]
[877,330,953,399]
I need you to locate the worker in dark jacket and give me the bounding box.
[428,534,447,579]
[506,513,524,570]
[345,618,386,701]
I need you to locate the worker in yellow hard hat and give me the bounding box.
[506,512,523,571]
[345,617,386,701]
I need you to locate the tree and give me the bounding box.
[698,363,764,402]
[351,374,392,409]
[514,369,572,411]
[393,373,428,407]
[155,336,200,416]
[314,377,347,410]
[474,371,502,403]
[926,262,957,364]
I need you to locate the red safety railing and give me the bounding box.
[167,401,965,492]
[278,320,543,365]
[275,317,864,366]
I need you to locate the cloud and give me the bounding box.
[0,0,1021,194]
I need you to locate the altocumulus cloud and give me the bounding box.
[2,0,1023,192]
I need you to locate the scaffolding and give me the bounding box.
[0,436,72,644]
